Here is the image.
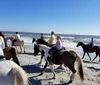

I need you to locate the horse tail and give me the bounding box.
[76,53,84,81]
[12,66,29,85]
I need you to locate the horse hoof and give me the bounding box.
[52,77,56,79]
[38,62,41,64]
[39,73,43,76]
[68,80,72,83]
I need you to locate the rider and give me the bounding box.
[15,32,21,41]
[40,33,45,40]
[48,31,56,45]
[54,36,63,50]
[12,32,21,46]
[50,36,64,69]
[88,38,94,48]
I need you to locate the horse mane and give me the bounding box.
[38,44,50,51]
[37,39,48,44]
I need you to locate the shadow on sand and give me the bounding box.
[29,78,41,85]
[83,60,100,64]
[21,64,52,73]
[22,64,72,85]
[87,66,100,71]
[18,52,34,55]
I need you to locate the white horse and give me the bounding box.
[37,44,84,82]
[0,60,29,85]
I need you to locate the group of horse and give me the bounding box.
[0,36,28,85]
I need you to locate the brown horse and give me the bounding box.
[77,41,100,62]
[3,47,20,65]
[6,36,25,53]
[34,44,84,83]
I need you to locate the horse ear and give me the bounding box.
[32,38,36,43]
[34,43,36,46]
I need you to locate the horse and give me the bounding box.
[6,36,26,53]
[77,41,100,62]
[32,38,53,47]
[3,46,20,65]
[32,38,53,64]
[34,44,84,83]
[0,60,28,85]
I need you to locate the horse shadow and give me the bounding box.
[22,64,72,85]
[21,64,52,74]
[83,60,99,64]
[29,78,41,85]
[87,66,100,71]
[18,52,34,55]
[52,83,71,85]
[28,75,71,85]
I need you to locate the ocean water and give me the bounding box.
[2,31,100,46]
[2,31,100,60]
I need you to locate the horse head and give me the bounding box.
[32,38,36,43]
[77,42,82,47]
[33,44,40,56]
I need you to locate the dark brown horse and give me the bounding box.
[3,47,20,65]
[77,41,100,62]
[34,44,84,83]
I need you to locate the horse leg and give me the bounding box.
[22,45,26,53]
[92,53,98,61]
[39,61,48,75]
[49,63,55,79]
[82,52,85,59]
[38,55,43,64]
[99,54,100,62]
[38,51,44,64]
[20,46,22,52]
[87,52,91,60]
[65,64,76,82]
[22,41,26,53]
[69,67,76,82]
[15,46,18,53]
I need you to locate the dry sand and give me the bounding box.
[17,46,100,85]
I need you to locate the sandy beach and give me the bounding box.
[17,45,100,85]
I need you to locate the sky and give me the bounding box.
[0,0,100,35]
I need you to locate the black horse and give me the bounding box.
[32,38,53,64]
[77,41,100,62]
[35,44,84,83]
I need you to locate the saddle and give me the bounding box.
[49,47,65,60]
[88,45,93,52]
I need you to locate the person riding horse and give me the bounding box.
[49,36,66,69]
[88,38,94,51]
[12,32,21,46]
